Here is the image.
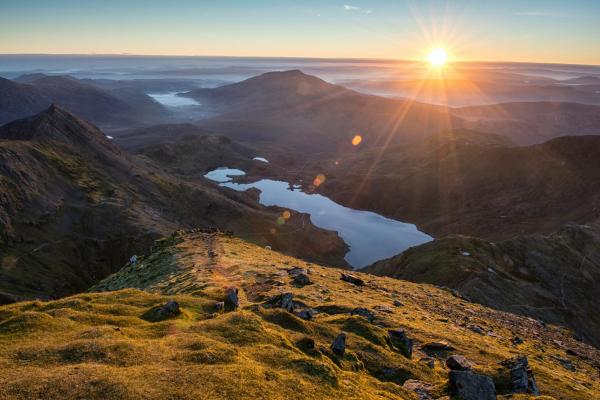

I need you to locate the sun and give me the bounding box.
[428,48,448,66]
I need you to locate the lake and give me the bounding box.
[205,167,433,268]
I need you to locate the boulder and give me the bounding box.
[446,355,472,371]
[225,287,239,311]
[351,307,375,322]
[420,341,455,353]
[393,299,404,307]
[293,272,311,286]
[264,292,296,312]
[296,309,315,320]
[402,380,434,400]
[448,370,495,400]
[505,356,540,395]
[157,300,181,318]
[340,273,364,286]
[215,301,225,313]
[388,329,413,358]
[331,333,347,356]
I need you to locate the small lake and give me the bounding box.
[205,167,433,268]
[147,92,201,107]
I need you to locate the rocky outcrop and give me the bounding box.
[448,370,495,400]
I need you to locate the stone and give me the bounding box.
[467,325,485,335]
[158,300,181,318]
[393,299,404,307]
[446,355,473,371]
[225,287,239,311]
[296,336,315,350]
[448,370,496,400]
[505,356,540,395]
[351,307,375,322]
[331,333,346,356]
[215,302,225,313]
[512,336,524,345]
[420,341,455,352]
[293,272,311,286]
[340,273,364,286]
[264,292,295,312]
[402,380,434,400]
[296,309,315,320]
[287,266,308,276]
[388,329,413,358]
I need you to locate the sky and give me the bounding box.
[1,0,599,65]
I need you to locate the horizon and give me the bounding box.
[1,1,600,65]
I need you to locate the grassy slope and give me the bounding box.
[0,232,598,399]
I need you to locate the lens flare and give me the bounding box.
[352,135,362,146]
[313,174,326,186]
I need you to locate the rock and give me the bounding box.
[448,370,496,400]
[225,287,239,311]
[393,299,404,307]
[420,341,455,352]
[296,309,315,320]
[467,325,484,335]
[374,305,394,314]
[388,329,413,358]
[402,380,434,400]
[158,300,181,318]
[296,336,315,350]
[293,272,311,286]
[215,301,225,313]
[446,355,473,371]
[512,336,524,345]
[504,356,540,395]
[264,292,296,312]
[340,273,364,286]
[351,307,375,322]
[264,246,272,250]
[331,333,346,356]
[287,266,308,276]
[551,355,576,371]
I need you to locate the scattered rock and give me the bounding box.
[502,356,540,395]
[215,301,225,313]
[420,341,455,353]
[403,380,434,400]
[157,300,181,318]
[388,329,413,358]
[467,325,485,335]
[446,355,473,371]
[551,355,576,371]
[340,273,364,286]
[296,309,315,321]
[293,272,311,286]
[512,336,524,345]
[351,307,375,322]
[296,336,315,351]
[287,266,308,276]
[374,305,393,314]
[393,300,404,307]
[331,333,346,356]
[208,250,217,258]
[225,288,239,311]
[448,370,496,400]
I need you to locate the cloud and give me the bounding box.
[343,4,372,14]
[516,10,565,17]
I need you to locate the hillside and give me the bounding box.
[0,107,347,302]
[365,223,600,347]
[0,75,169,128]
[0,231,598,399]
[291,133,600,240]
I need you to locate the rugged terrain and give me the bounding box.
[1,231,598,399]
[0,106,347,302]
[365,223,600,347]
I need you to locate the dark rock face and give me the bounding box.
[449,370,496,400]
[296,309,315,320]
[420,341,455,353]
[506,356,540,395]
[446,355,472,371]
[402,380,434,400]
[225,288,239,311]
[264,292,296,312]
[351,307,375,322]
[388,329,413,358]
[215,302,225,313]
[331,333,346,356]
[296,336,315,351]
[340,273,364,286]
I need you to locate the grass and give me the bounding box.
[0,232,599,399]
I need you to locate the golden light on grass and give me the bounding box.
[428,48,448,66]
[352,134,363,146]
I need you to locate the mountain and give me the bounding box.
[365,223,600,347]
[0,230,598,399]
[0,75,169,128]
[109,123,217,152]
[187,70,463,150]
[292,133,600,240]
[455,102,600,144]
[0,107,347,302]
